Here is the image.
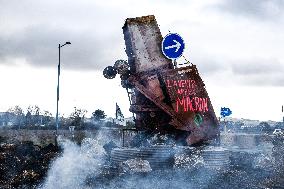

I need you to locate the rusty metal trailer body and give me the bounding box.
[104,15,219,145]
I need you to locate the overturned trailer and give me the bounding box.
[103,15,224,171]
[104,15,219,146]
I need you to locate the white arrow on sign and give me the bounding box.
[165,40,181,52]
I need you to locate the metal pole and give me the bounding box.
[224,117,227,133]
[122,129,125,147]
[173,59,177,68]
[56,44,60,136]
[126,88,135,121]
[282,105,284,128]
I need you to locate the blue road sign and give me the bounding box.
[220,107,232,117]
[162,33,185,60]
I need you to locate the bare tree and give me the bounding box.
[69,107,87,128]
[42,110,52,125]
[7,105,25,128]
[27,105,40,116]
[26,105,41,126]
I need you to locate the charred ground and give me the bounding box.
[0,136,60,189]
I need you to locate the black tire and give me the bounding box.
[111,145,175,170]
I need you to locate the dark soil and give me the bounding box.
[0,136,61,189]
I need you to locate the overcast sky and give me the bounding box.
[0,0,283,121]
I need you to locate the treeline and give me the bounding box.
[220,120,283,134]
[0,105,112,130]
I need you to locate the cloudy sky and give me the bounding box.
[0,0,283,121]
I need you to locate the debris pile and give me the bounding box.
[121,158,152,174]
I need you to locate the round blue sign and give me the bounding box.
[162,33,185,60]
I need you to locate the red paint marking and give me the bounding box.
[177,88,184,95]
[176,97,186,112]
[203,98,208,112]
[176,97,209,113]
[166,80,172,88]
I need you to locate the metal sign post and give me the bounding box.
[220,107,232,133]
[282,105,284,129]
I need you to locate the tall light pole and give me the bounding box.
[56,42,71,136]
[282,105,284,128]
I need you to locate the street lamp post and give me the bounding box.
[282,105,284,128]
[56,42,71,136]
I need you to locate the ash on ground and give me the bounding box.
[0,136,60,189]
[1,132,284,189]
[47,134,284,189]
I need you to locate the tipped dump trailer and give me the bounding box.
[104,15,219,146]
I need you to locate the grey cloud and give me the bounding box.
[190,55,228,75]
[186,53,284,87]
[0,1,128,71]
[232,59,284,75]
[231,59,284,86]
[214,0,284,21]
[237,73,284,86]
[194,56,284,87]
[0,25,122,70]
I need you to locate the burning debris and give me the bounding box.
[173,146,203,169]
[121,158,152,174]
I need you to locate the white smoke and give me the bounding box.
[39,134,107,189]
[38,132,277,189]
